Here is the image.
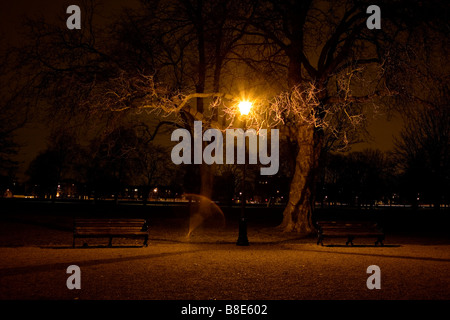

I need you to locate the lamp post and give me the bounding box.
[236,100,252,246]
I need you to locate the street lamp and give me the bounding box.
[238,100,252,115]
[236,100,252,246]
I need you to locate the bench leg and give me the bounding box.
[375,237,384,246]
[108,237,113,247]
[143,236,148,247]
[346,237,354,246]
[317,235,324,246]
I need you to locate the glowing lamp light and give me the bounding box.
[238,100,252,115]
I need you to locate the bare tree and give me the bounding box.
[0,34,37,194]
[133,125,176,204]
[224,0,391,233]
[26,129,83,200]
[394,104,450,210]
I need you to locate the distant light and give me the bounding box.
[153,188,158,193]
[238,100,252,115]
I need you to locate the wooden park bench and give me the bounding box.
[73,218,149,248]
[316,221,385,246]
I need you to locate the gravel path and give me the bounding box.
[0,214,449,300]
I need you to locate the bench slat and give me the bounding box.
[76,228,145,230]
[76,231,147,234]
[320,232,384,236]
[75,220,145,224]
[76,222,146,224]
[77,232,146,237]
[74,220,147,222]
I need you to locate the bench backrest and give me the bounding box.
[74,218,148,232]
[316,221,380,230]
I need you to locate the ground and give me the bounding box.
[0,200,449,302]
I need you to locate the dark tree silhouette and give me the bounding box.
[394,105,450,210]
[318,149,396,207]
[0,36,30,190]
[26,131,82,200]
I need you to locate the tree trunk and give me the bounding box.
[279,124,322,235]
[142,185,150,206]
